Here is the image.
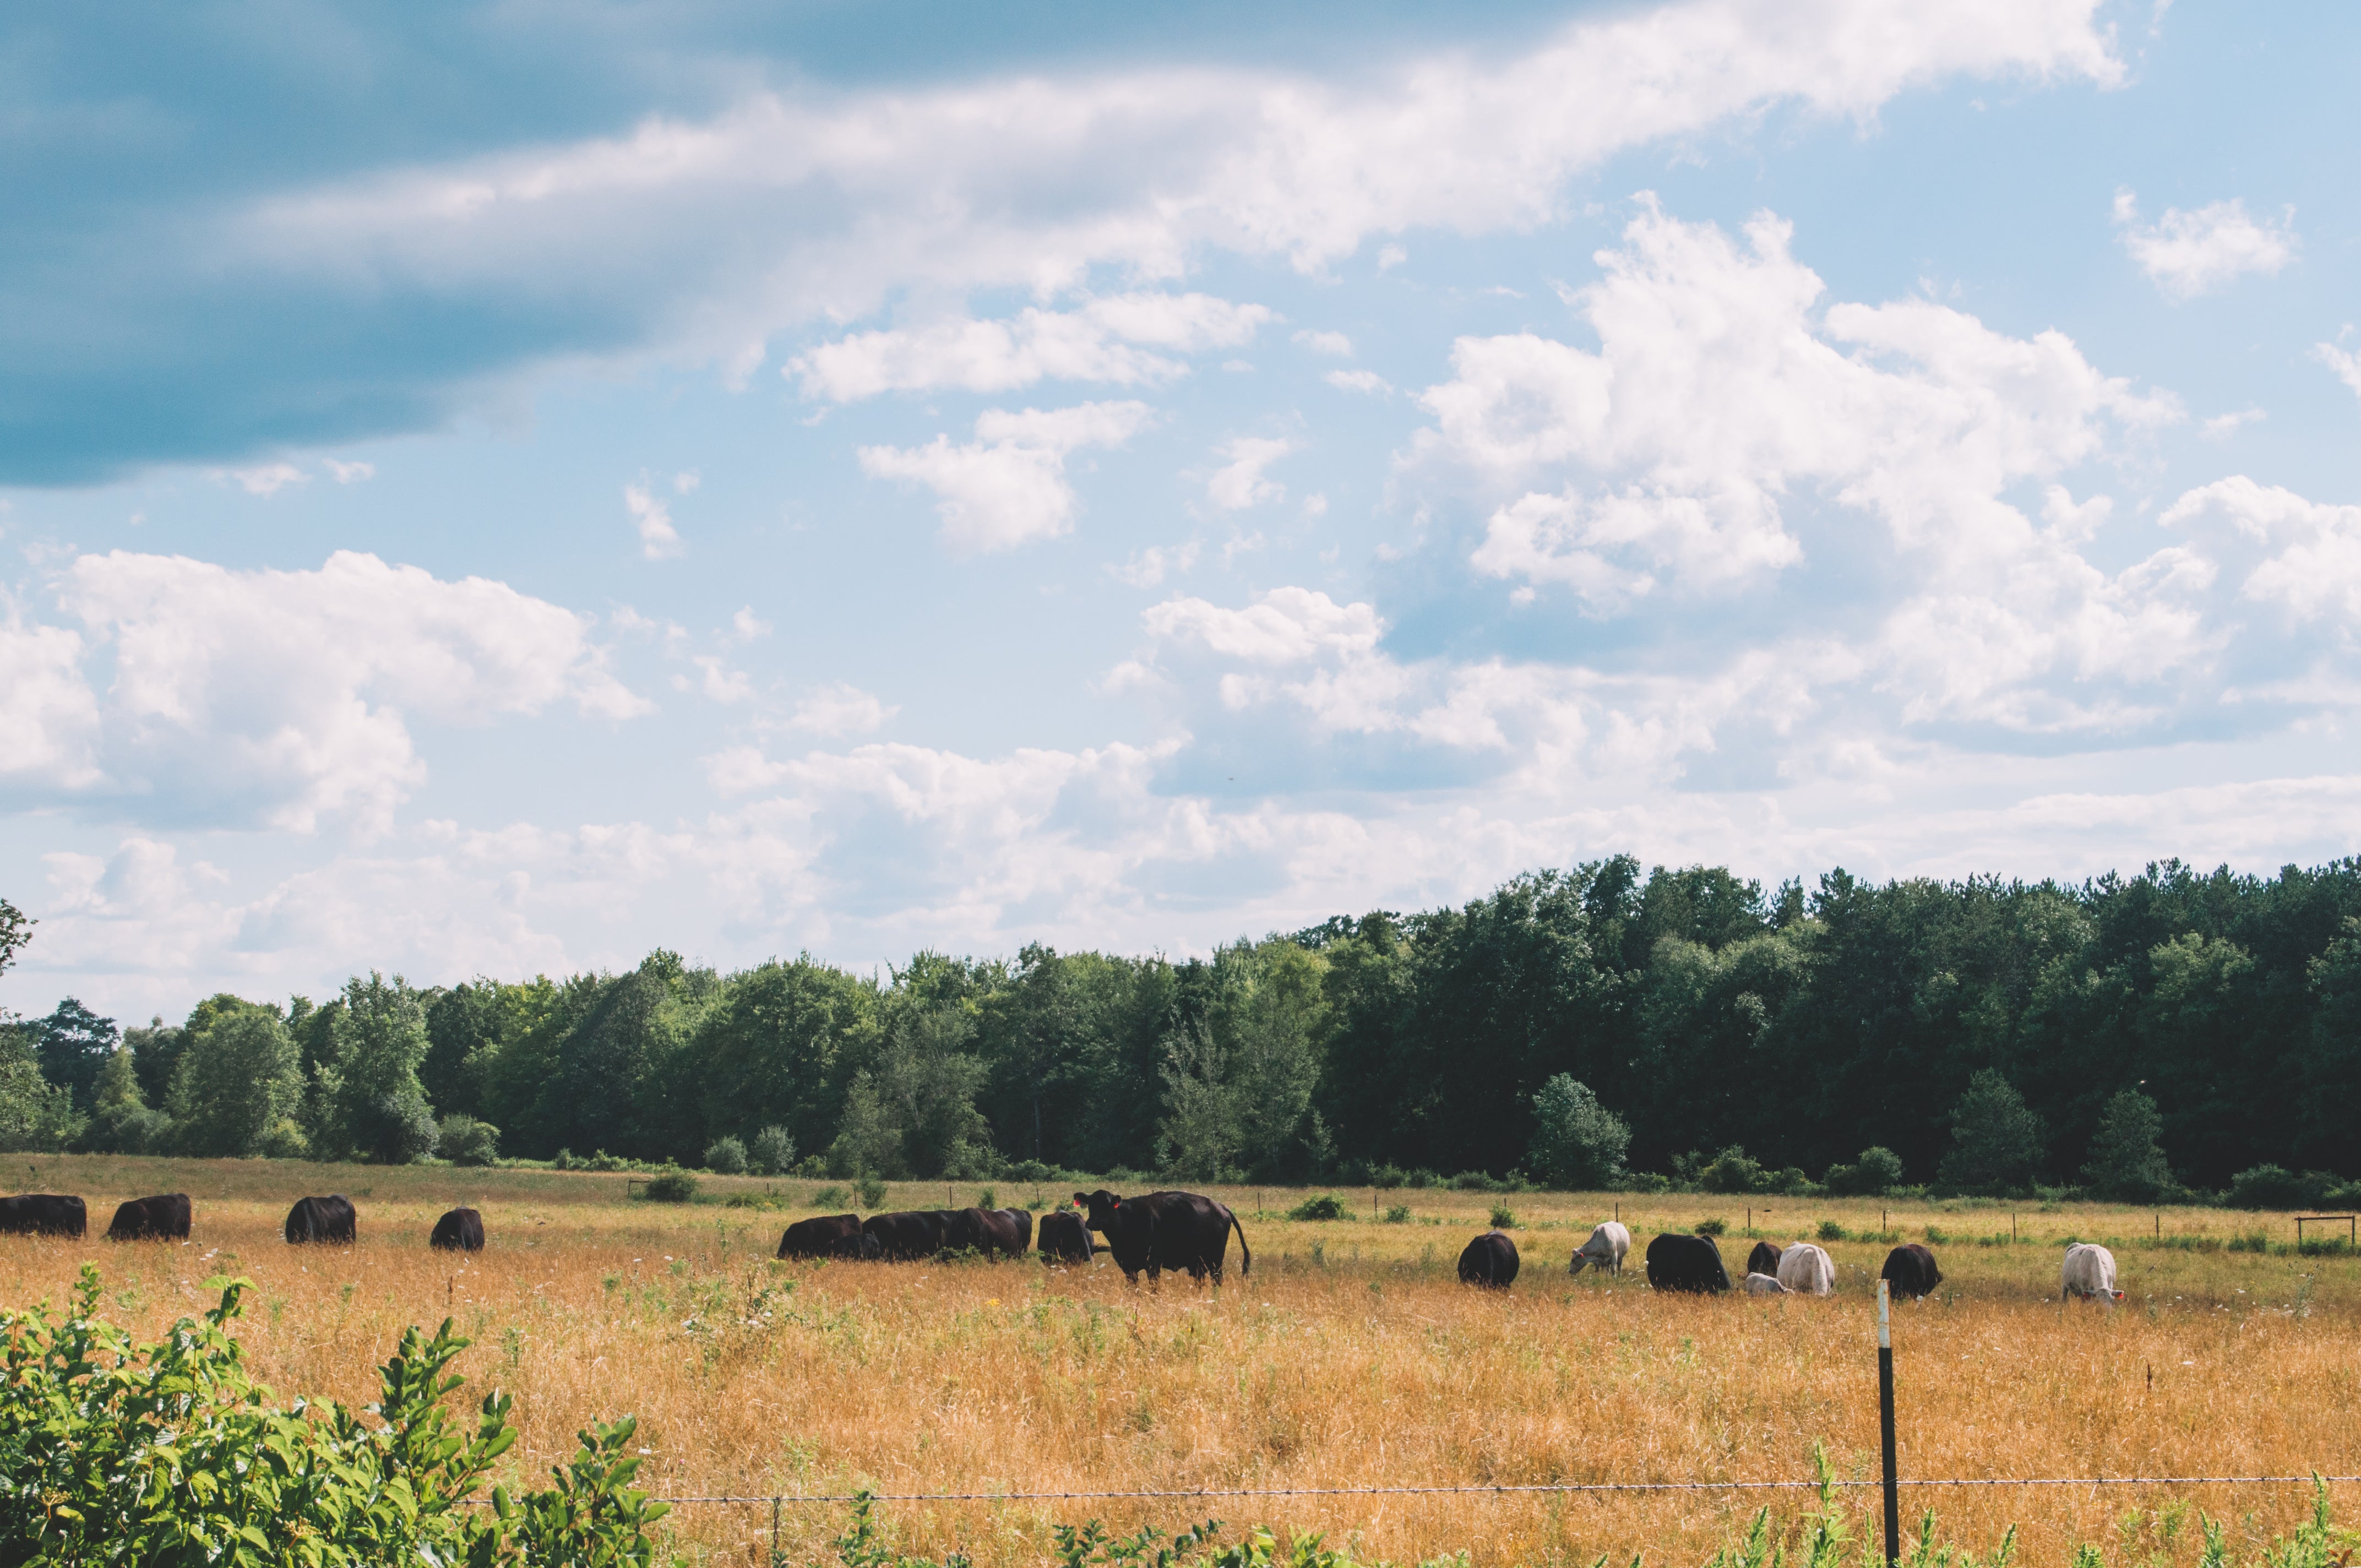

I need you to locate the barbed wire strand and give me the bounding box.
[556,1474,2361,1506]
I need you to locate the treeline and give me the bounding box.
[3,857,2359,1199]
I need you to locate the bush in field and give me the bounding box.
[1526,1075,1631,1190]
[1488,1204,1516,1229]
[1288,1194,1347,1221]
[0,1266,668,1565]
[437,1112,501,1167]
[750,1124,796,1175]
[1826,1145,1906,1196]
[643,1168,699,1203]
[2084,1088,2175,1203]
[1698,1146,1766,1195]
[2226,1164,2333,1211]
[856,1174,888,1208]
[1694,1217,1727,1236]
[705,1135,749,1174]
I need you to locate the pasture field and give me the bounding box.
[4,1154,2358,1566]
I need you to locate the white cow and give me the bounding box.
[1744,1272,1791,1294]
[1568,1220,1631,1276]
[2061,1243,2122,1303]
[1776,1242,1836,1296]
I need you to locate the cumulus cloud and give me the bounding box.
[2163,476,2361,623]
[1292,329,1354,357]
[1109,541,1201,589]
[858,400,1155,551]
[1424,200,2178,632]
[1204,437,1294,510]
[1325,369,1392,395]
[0,549,645,834]
[790,293,1271,400]
[2318,339,2361,404]
[2113,190,2297,300]
[624,482,684,559]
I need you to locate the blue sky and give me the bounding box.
[4,0,2358,1021]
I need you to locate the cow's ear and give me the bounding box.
[1073,1192,1089,1207]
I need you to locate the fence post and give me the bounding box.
[1878,1280,1900,1567]
[770,1495,782,1566]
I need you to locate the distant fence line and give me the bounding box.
[547,1473,2361,1507]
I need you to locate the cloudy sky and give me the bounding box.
[4,0,2358,1020]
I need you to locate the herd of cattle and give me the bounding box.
[1,1186,2132,1302]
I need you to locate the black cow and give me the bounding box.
[1073,1189,1250,1285]
[965,1207,1030,1258]
[1645,1232,1731,1293]
[430,1207,485,1252]
[284,1194,357,1245]
[831,1230,883,1260]
[933,1208,984,1253]
[1457,1229,1520,1288]
[1881,1243,1943,1299]
[999,1207,1035,1255]
[862,1210,948,1261]
[779,1213,864,1260]
[1745,1240,1783,1277]
[1037,1209,1094,1265]
[106,1193,192,1242]
[1,1194,87,1238]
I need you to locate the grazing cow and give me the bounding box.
[964,1207,1028,1258]
[1073,1189,1252,1285]
[1743,1271,1791,1294]
[1037,1208,1094,1265]
[999,1208,1035,1254]
[1458,1230,1520,1287]
[833,1230,882,1259]
[2061,1243,2122,1303]
[778,1213,864,1260]
[1776,1242,1836,1297]
[1568,1220,1631,1276]
[1880,1243,1943,1299]
[1645,1232,1731,1293]
[284,1195,357,1245]
[1745,1240,1783,1277]
[429,1207,485,1253]
[106,1193,192,1242]
[862,1210,947,1261]
[0,1194,87,1239]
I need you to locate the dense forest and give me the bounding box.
[4,856,2359,1200]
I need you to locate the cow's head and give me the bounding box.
[1074,1190,1124,1234]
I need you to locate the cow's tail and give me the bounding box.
[1229,1207,1252,1277]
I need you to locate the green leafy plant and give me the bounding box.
[856,1174,888,1208]
[1383,1205,1411,1224]
[1694,1216,1728,1236]
[1488,1204,1516,1229]
[1288,1194,1347,1221]
[643,1168,700,1202]
[0,1265,666,1565]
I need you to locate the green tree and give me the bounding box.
[28,998,118,1111]
[0,895,31,976]
[169,1005,306,1157]
[1526,1075,1630,1189]
[318,973,438,1163]
[749,1125,795,1174]
[121,1016,190,1109]
[0,1044,84,1152]
[868,1004,994,1178]
[83,1047,170,1154]
[828,1069,903,1178]
[1157,1012,1238,1181]
[1937,1069,2046,1191]
[2083,1087,2174,1202]
[1213,939,1331,1180]
[436,1113,501,1167]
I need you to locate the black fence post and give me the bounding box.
[1878,1280,1900,1567]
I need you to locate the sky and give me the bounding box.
[3,0,2359,1022]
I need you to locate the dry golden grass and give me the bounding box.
[5,1155,2359,1566]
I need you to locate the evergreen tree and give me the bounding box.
[29,998,118,1110]
[1937,1069,2047,1191]
[2083,1087,2175,1202]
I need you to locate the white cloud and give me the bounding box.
[215,462,311,497]
[624,482,684,559]
[2200,409,2265,441]
[2112,189,2297,300]
[2317,339,2361,403]
[0,549,646,834]
[691,655,754,704]
[1145,586,1382,663]
[1109,541,1200,589]
[324,459,376,484]
[858,400,1155,552]
[790,295,1272,400]
[1425,200,2178,622]
[784,682,898,738]
[731,606,773,640]
[1324,369,1393,395]
[1292,329,1354,357]
[246,1,2121,379]
[2163,476,2361,624]
[1204,437,1294,510]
